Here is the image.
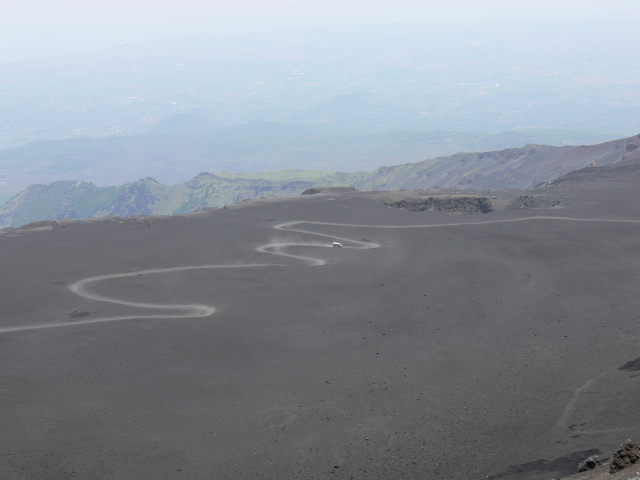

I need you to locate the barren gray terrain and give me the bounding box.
[1,150,639,479]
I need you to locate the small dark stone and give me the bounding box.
[578,455,600,472]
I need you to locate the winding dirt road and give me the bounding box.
[2,215,639,335]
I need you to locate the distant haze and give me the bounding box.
[2,1,640,195]
[3,0,640,63]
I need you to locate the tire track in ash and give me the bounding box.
[1,215,639,334]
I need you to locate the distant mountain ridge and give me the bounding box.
[0,114,615,196]
[354,134,640,191]
[1,134,638,228]
[0,170,364,228]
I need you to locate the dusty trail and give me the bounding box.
[2,215,640,335]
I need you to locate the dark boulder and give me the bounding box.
[578,455,600,472]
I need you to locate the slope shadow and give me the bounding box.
[488,449,603,479]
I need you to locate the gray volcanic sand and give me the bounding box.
[1,159,640,479]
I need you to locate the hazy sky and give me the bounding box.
[2,0,640,63]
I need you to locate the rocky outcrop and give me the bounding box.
[386,196,493,214]
[514,195,537,209]
[609,440,640,474]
